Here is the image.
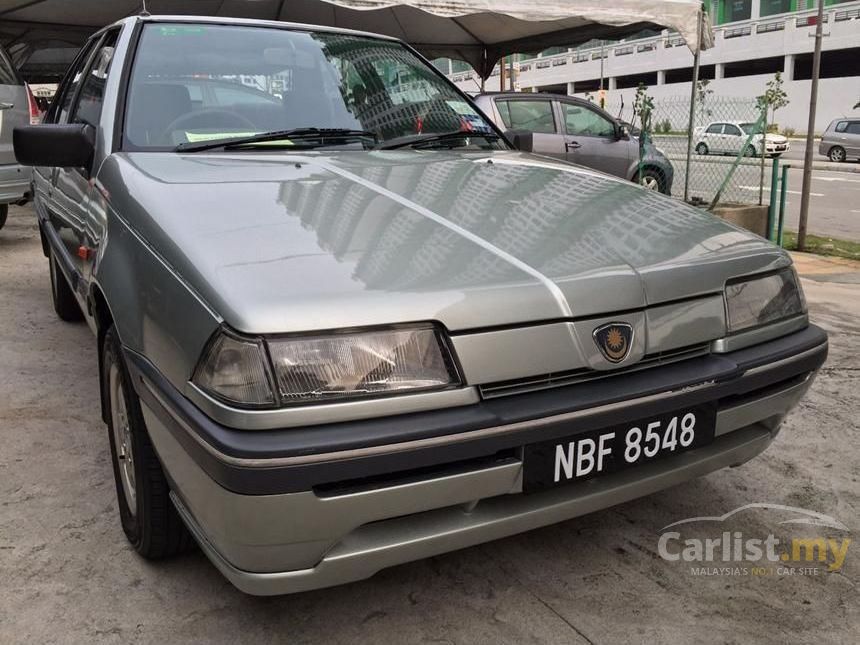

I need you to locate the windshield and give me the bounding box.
[124,23,500,151]
[739,123,762,136]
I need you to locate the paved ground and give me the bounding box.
[1,205,858,644]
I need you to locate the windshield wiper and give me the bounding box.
[174,128,378,152]
[378,130,502,150]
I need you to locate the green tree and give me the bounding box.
[757,71,789,131]
[696,78,713,123]
[633,83,654,142]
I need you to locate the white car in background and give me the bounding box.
[694,121,789,158]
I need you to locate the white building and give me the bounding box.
[444,0,860,133]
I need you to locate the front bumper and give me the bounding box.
[764,142,789,154]
[129,325,827,595]
[0,163,31,204]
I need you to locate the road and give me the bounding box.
[1,205,858,644]
[746,167,860,241]
[654,147,860,240]
[653,135,828,164]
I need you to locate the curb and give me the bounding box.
[665,156,860,175]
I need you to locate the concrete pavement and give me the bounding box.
[1,206,858,644]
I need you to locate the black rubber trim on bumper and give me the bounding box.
[125,324,827,495]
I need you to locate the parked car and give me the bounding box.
[694,121,789,158]
[0,41,40,229]
[473,92,673,194]
[819,118,860,162]
[14,15,826,596]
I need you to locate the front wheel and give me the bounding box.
[102,325,194,559]
[0,204,7,230]
[743,145,757,158]
[828,146,846,163]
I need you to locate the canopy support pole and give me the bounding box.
[683,8,704,204]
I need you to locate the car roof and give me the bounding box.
[111,14,401,43]
[476,92,580,100]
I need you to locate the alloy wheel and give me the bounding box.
[110,362,137,515]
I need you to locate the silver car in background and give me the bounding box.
[0,41,35,229]
[819,118,860,162]
[473,92,675,194]
[14,15,826,596]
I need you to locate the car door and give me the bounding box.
[47,30,118,291]
[844,121,860,157]
[494,97,566,159]
[0,44,29,171]
[34,36,99,293]
[559,100,629,178]
[703,123,724,153]
[723,124,744,155]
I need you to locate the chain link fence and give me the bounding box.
[604,95,774,207]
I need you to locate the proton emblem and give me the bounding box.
[593,323,633,364]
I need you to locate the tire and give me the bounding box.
[102,325,194,559]
[828,146,846,163]
[743,145,757,158]
[49,251,84,322]
[695,142,708,155]
[635,168,667,194]
[0,204,7,230]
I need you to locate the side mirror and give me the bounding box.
[616,123,631,140]
[13,124,95,168]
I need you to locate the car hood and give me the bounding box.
[102,150,788,334]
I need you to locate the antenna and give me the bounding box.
[140,1,150,17]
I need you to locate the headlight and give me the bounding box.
[725,268,806,334]
[193,324,460,407]
[268,325,459,404]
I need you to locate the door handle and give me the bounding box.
[0,102,13,110]
[565,141,581,150]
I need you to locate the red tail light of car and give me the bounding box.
[25,83,43,125]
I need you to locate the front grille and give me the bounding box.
[478,343,711,399]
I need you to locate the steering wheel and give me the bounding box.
[159,109,257,145]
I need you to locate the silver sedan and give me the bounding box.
[14,15,826,595]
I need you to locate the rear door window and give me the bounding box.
[846,122,860,135]
[706,123,724,134]
[496,99,556,133]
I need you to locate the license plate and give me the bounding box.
[523,404,717,492]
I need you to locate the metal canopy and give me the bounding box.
[0,0,711,81]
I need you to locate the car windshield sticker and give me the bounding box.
[158,26,207,37]
[445,100,479,116]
